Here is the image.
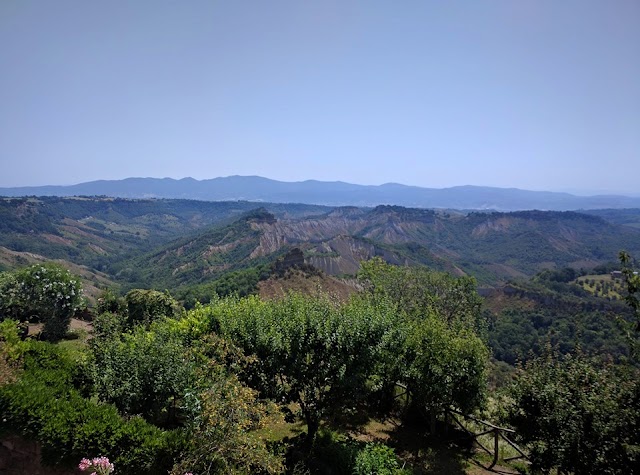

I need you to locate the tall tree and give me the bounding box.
[206,294,403,444]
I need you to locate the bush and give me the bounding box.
[0,320,24,386]
[125,289,179,328]
[90,322,195,426]
[0,340,183,473]
[0,263,84,341]
[353,443,408,475]
[298,431,409,475]
[505,352,640,474]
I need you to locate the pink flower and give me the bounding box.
[78,456,114,475]
[78,458,92,470]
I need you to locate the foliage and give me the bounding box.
[486,277,633,365]
[505,351,640,474]
[90,319,196,426]
[89,307,281,472]
[170,374,284,475]
[489,306,630,365]
[175,264,272,308]
[294,431,409,475]
[0,340,183,474]
[534,266,584,283]
[357,259,489,414]
[124,288,179,328]
[0,319,24,385]
[96,288,127,315]
[0,271,19,319]
[404,315,488,414]
[620,251,640,331]
[358,258,485,335]
[353,442,406,475]
[206,293,403,443]
[0,263,84,341]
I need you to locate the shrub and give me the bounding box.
[125,289,179,328]
[0,319,24,385]
[0,367,182,473]
[354,443,404,475]
[0,263,84,341]
[90,322,196,426]
[300,431,409,475]
[505,351,640,474]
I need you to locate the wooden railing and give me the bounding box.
[445,408,529,469]
[393,382,529,470]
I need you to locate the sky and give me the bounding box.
[1,1,639,195]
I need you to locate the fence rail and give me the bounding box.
[393,382,529,470]
[446,408,529,469]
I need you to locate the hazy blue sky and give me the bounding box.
[1,1,638,194]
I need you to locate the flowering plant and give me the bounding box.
[78,456,115,475]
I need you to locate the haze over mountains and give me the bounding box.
[2,176,640,211]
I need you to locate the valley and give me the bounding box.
[1,195,639,474]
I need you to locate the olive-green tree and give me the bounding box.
[505,351,639,474]
[207,294,403,444]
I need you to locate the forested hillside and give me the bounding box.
[2,197,640,295]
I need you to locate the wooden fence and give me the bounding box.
[446,408,529,469]
[394,383,529,470]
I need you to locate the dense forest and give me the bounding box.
[1,198,640,474]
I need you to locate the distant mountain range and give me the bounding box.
[2,176,640,211]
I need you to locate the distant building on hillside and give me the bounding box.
[611,270,638,280]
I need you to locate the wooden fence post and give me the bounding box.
[489,428,499,469]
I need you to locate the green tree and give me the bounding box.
[358,259,489,415]
[505,351,640,474]
[358,258,485,334]
[206,294,402,444]
[404,315,488,415]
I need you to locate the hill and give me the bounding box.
[120,204,640,289]
[2,197,639,293]
[582,208,640,229]
[484,275,633,366]
[0,196,331,274]
[3,176,640,211]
